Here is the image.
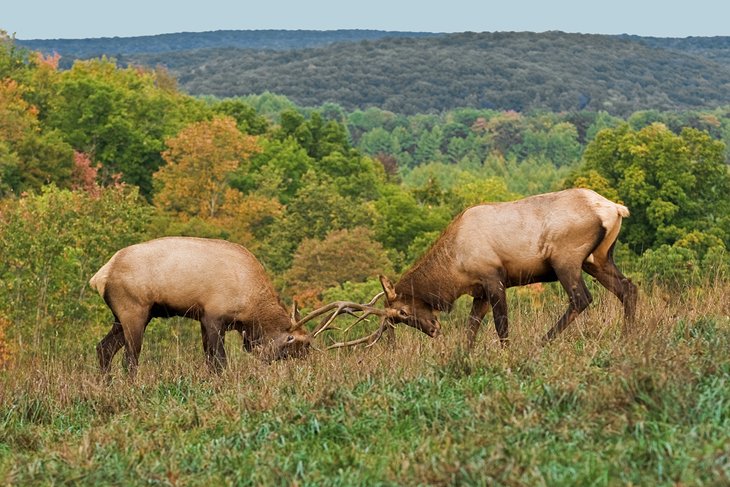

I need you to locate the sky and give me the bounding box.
[4,0,729,40]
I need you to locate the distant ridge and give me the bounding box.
[16,29,442,60]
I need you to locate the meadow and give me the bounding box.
[1,279,728,486]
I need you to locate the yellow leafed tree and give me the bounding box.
[154,116,260,218]
[209,189,283,251]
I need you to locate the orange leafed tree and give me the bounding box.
[0,79,39,144]
[70,151,101,197]
[154,117,260,218]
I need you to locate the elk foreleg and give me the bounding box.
[200,321,209,356]
[466,296,490,348]
[487,284,509,345]
[384,324,396,346]
[202,317,226,372]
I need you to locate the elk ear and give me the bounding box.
[379,275,397,304]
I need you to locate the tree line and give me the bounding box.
[17,29,440,66]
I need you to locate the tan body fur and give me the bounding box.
[90,237,309,374]
[379,188,637,344]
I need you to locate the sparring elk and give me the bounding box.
[90,237,311,375]
[309,188,637,347]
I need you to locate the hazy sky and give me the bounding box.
[5,0,729,39]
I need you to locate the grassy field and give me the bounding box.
[1,281,729,486]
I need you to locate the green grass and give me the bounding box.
[1,284,729,485]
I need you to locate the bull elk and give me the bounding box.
[311,188,637,347]
[89,237,311,375]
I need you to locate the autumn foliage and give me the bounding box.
[154,116,260,218]
[286,227,393,306]
[0,32,728,331]
[70,151,101,197]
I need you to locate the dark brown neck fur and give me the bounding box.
[395,219,462,311]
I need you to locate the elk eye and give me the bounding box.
[286,335,295,343]
[398,309,410,319]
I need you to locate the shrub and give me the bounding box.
[0,185,151,348]
[286,227,392,307]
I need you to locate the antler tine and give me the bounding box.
[326,317,393,350]
[311,304,354,339]
[341,309,380,334]
[308,302,360,337]
[365,291,385,306]
[295,301,343,329]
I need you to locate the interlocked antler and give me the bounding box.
[295,292,393,349]
[325,316,394,349]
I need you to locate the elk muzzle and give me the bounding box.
[415,318,442,338]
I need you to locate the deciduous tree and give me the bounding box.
[0,78,73,195]
[579,123,730,256]
[47,58,207,195]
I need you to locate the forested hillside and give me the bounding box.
[627,34,730,65]
[128,32,730,115]
[20,30,730,116]
[17,30,730,115]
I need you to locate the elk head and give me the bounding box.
[268,326,311,360]
[378,275,442,338]
[279,301,312,358]
[259,301,311,361]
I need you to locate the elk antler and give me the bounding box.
[295,292,386,338]
[294,292,395,350]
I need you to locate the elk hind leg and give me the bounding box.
[119,307,150,377]
[542,269,592,343]
[97,317,125,374]
[583,249,637,330]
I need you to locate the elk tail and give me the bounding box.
[89,260,112,297]
[616,203,630,218]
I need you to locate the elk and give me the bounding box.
[89,237,311,375]
[309,188,637,347]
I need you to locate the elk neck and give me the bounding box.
[395,222,464,312]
